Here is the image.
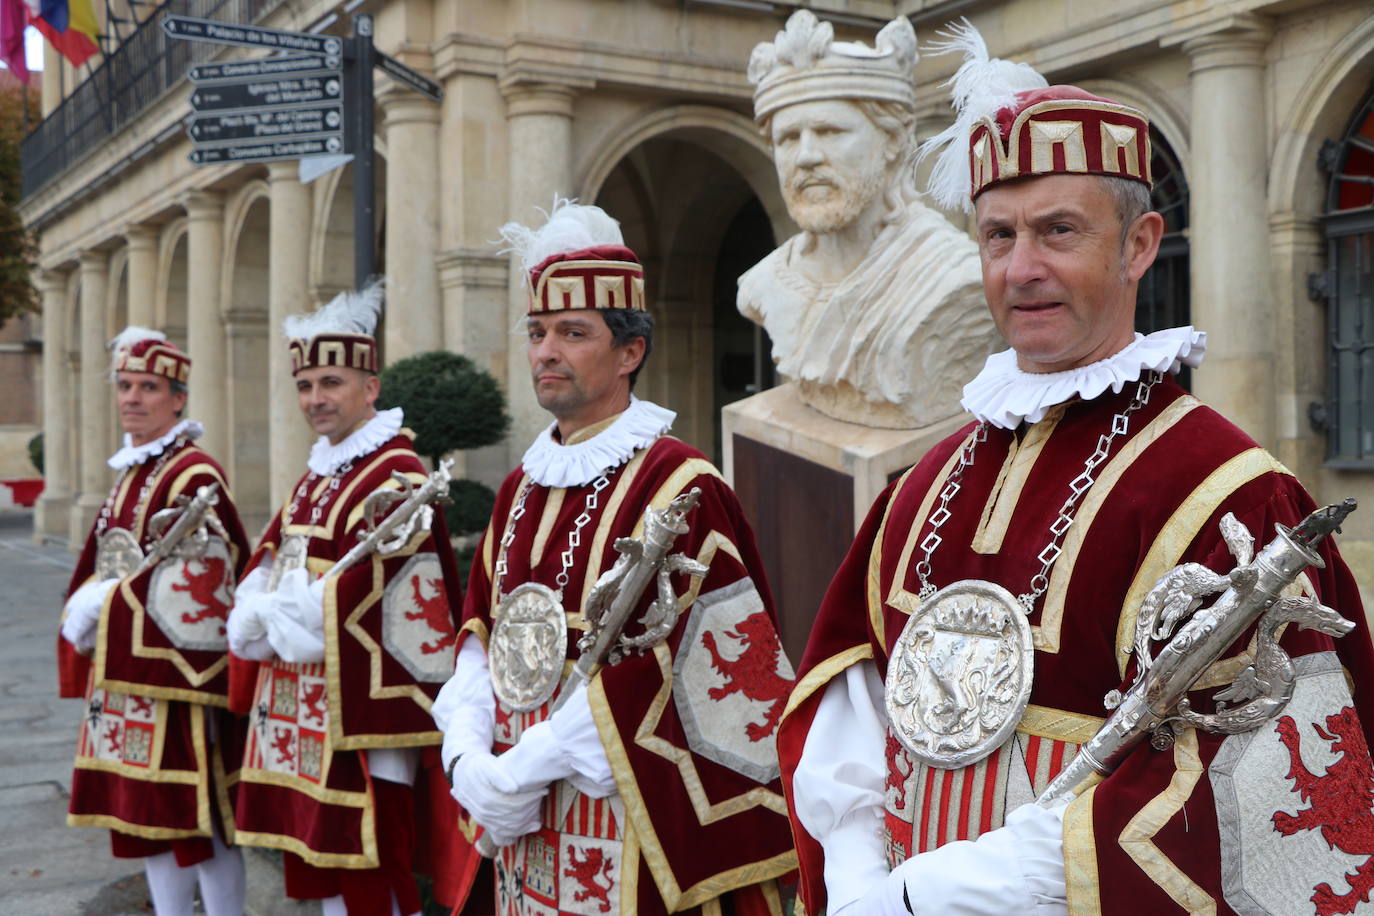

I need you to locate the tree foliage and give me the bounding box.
[376,350,511,465]
[0,84,39,324]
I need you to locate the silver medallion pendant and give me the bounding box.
[885,579,1034,770]
[489,582,568,712]
[96,528,143,581]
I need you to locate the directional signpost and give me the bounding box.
[164,12,442,285]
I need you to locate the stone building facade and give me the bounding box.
[19,0,1374,585]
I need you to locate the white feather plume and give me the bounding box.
[283,278,385,340]
[917,19,1048,212]
[498,198,625,274]
[108,325,165,377]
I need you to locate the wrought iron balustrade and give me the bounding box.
[21,0,284,200]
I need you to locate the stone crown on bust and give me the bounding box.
[969,85,1152,201]
[283,279,383,375]
[748,9,918,123]
[110,326,190,383]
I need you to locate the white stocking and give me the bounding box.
[194,831,246,916]
[143,851,197,916]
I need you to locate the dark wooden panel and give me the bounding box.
[732,435,854,667]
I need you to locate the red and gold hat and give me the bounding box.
[528,244,645,314]
[501,201,647,315]
[110,327,190,384]
[287,333,378,374]
[968,86,1151,201]
[920,22,1152,211]
[282,280,383,375]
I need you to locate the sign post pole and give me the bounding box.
[350,13,376,290]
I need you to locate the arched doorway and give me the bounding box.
[224,186,272,532]
[159,220,189,350]
[1320,88,1374,465]
[586,113,786,464]
[1137,128,1192,385]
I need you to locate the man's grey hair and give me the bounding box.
[170,379,187,417]
[1100,176,1154,243]
[600,308,655,390]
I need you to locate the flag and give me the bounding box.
[27,0,97,68]
[0,0,30,83]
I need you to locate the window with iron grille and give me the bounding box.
[1321,90,1374,466]
[1136,128,1191,387]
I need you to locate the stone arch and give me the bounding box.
[308,151,388,306]
[157,217,189,348]
[222,180,272,532]
[1270,14,1374,218]
[578,105,793,246]
[580,105,791,461]
[104,249,129,455]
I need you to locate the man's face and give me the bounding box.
[770,99,892,234]
[527,311,643,433]
[974,175,1163,373]
[294,365,380,445]
[115,371,186,446]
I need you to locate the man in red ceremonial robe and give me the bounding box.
[59,327,251,915]
[777,23,1374,916]
[225,282,463,916]
[431,202,797,915]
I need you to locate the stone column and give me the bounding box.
[501,81,578,451]
[70,251,112,545]
[267,162,315,507]
[34,269,71,542]
[382,87,443,363]
[182,191,228,458]
[1170,16,1275,445]
[124,224,159,329]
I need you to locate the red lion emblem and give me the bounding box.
[271,727,296,766]
[1272,707,1374,915]
[404,575,457,655]
[172,556,231,629]
[701,611,790,741]
[128,695,154,718]
[103,722,122,755]
[886,735,913,809]
[300,682,327,725]
[563,844,614,913]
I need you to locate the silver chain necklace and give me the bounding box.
[488,468,616,712]
[915,371,1162,613]
[887,371,1164,770]
[95,434,188,541]
[493,470,613,599]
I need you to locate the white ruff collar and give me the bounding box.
[308,407,404,476]
[108,419,204,470]
[961,326,1207,430]
[522,396,676,488]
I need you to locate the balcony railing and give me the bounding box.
[21,0,283,200]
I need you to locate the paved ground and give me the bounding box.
[0,512,315,916]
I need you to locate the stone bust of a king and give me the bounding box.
[738,11,997,429]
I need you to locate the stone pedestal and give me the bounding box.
[723,383,967,663]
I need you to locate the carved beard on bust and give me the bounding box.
[783,163,888,235]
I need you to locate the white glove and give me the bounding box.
[450,751,547,848]
[227,566,274,660]
[61,578,119,654]
[849,801,1068,916]
[265,567,326,663]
